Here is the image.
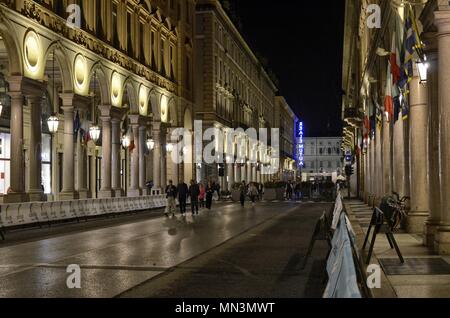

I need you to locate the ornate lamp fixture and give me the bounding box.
[47,113,60,134]
[166,143,174,153]
[146,137,155,151]
[89,71,101,143]
[122,134,131,149]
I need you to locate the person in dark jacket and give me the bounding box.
[177,181,189,215]
[239,181,247,207]
[165,180,177,217]
[188,180,200,215]
[205,181,214,210]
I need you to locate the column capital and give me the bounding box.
[129,114,146,126]
[152,121,162,131]
[59,93,90,111]
[6,76,45,96]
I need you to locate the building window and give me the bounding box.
[112,2,119,47]
[185,56,191,90]
[127,11,134,56]
[160,37,165,75]
[151,30,156,67]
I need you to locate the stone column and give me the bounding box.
[161,128,167,188]
[435,11,450,254]
[407,64,429,233]
[423,35,441,248]
[152,123,161,190]
[246,162,252,183]
[251,164,256,183]
[375,124,383,200]
[139,125,147,195]
[59,94,78,200]
[235,163,241,184]
[382,117,392,196]
[369,138,375,205]
[128,115,141,197]
[76,109,89,199]
[393,118,406,198]
[98,105,114,198]
[27,95,44,202]
[111,117,123,197]
[227,163,234,191]
[3,80,27,203]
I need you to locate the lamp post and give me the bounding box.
[122,134,131,194]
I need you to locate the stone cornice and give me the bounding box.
[16,0,177,94]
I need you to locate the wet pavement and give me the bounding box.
[0,201,330,298]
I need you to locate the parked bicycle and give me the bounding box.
[379,192,410,231]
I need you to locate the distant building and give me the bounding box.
[274,96,297,181]
[303,137,343,175]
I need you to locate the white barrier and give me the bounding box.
[0,194,168,229]
[323,193,362,299]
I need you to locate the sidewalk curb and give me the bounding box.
[344,202,398,298]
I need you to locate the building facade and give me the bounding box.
[303,137,343,175]
[274,96,297,181]
[194,0,287,190]
[0,0,298,206]
[342,0,450,254]
[0,0,196,203]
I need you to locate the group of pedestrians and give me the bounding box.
[238,181,263,207]
[285,181,302,201]
[164,180,221,217]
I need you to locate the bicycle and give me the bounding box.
[380,192,410,231]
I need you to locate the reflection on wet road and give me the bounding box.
[0,202,327,298]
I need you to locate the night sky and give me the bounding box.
[223,0,345,137]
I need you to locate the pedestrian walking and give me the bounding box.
[189,180,200,215]
[205,181,214,210]
[239,181,247,207]
[257,183,264,201]
[215,182,221,200]
[165,180,177,217]
[286,182,293,201]
[294,182,301,201]
[199,183,206,208]
[177,180,189,215]
[248,182,258,206]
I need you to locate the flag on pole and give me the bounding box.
[398,3,422,121]
[384,64,394,122]
[390,32,401,85]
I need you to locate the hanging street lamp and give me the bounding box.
[146,138,155,151]
[166,143,174,153]
[122,134,131,149]
[47,113,60,134]
[89,125,101,143]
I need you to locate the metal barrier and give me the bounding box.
[304,190,366,298]
[0,194,168,240]
[362,207,404,264]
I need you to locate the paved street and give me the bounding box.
[0,202,330,298]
